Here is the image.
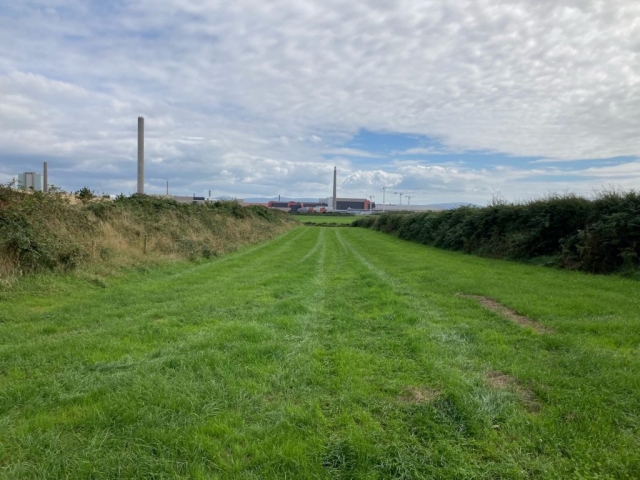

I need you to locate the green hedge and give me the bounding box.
[353,191,640,274]
[0,187,291,274]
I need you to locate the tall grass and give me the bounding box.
[353,190,640,274]
[0,186,295,282]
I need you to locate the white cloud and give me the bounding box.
[1,0,639,200]
[342,169,403,189]
[393,147,453,156]
[581,160,640,179]
[334,159,640,205]
[324,148,381,158]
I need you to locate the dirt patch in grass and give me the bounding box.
[457,294,553,333]
[486,371,541,413]
[399,386,441,404]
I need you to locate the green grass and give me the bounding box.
[1,227,639,478]
[293,214,357,224]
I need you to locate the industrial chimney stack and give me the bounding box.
[43,162,48,192]
[332,166,337,210]
[137,116,144,194]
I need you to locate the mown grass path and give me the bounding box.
[1,227,639,479]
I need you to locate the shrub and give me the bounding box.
[75,187,95,204]
[0,187,294,277]
[355,191,640,274]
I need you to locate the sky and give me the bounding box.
[1,0,639,205]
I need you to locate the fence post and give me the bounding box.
[143,234,148,254]
[92,241,96,259]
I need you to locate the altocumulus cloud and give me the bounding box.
[0,0,639,203]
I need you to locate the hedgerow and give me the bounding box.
[353,191,640,274]
[0,186,294,277]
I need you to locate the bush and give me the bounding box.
[0,188,294,276]
[0,187,95,274]
[355,191,640,274]
[75,187,95,204]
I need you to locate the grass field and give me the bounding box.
[293,214,357,224]
[1,227,639,478]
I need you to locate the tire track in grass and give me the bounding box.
[334,229,440,314]
[168,226,309,281]
[205,228,334,476]
[338,229,552,336]
[3,228,317,358]
[275,229,369,404]
[333,228,538,419]
[138,227,320,320]
[320,230,490,453]
[335,229,550,337]
[0,229,333,479]
[125,230,329,381]
[275,229,329,377]
[116,227,314,304]
[202,226,314,284]
[344,229,563,334]
[212,226,323,293]
[298,227,326,264]
[333,228,456,352]
[334,228,527,351]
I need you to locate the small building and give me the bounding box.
[18,172,44,191]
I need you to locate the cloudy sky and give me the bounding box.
[1,0,639,204]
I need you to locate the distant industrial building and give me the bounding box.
[172,195,207,204]
[267,201,292,209]
[18,172,44,191]
[252,198,374,213]
[265,200,329,213]
[323,197,374,211]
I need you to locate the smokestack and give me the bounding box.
[43,162,48,192]
[332,166,337,210]
[137,116,144,194]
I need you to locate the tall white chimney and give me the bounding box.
[137,116,144,194]
[332,166,337,210]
